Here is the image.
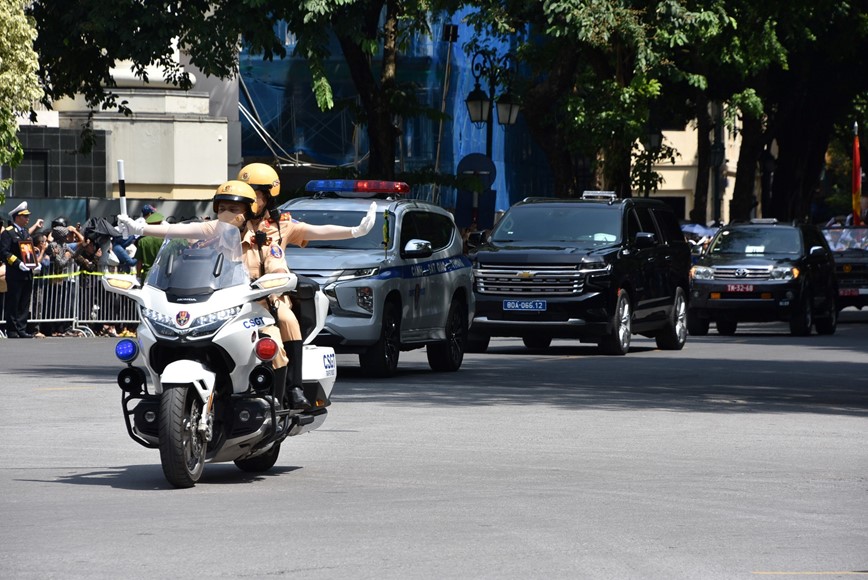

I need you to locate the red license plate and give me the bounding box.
[726,284,754,292]
[839,288,859,296]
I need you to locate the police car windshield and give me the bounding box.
[491,205,621,244]
[708,227,801,256]
[288,210,386,250]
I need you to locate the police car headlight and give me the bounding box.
[336,267,379,282]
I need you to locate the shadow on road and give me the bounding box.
[17,464,302,490]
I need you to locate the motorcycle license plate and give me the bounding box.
[726,284,754,292]
[503,299,547,312]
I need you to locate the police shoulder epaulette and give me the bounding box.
[3,225,11,231]
[279,212,293,222]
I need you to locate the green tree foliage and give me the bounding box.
[29,0,456,180]
[464,0,728,197]
[0,0,43,200]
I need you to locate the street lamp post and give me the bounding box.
[460,50,520,228]
[464,51,520,157]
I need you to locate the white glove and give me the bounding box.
[117,213,144,236]
[18,261,30,272]
[33,264,42,274]
[351,202,378,238]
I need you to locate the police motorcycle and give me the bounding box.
[102,221,336,488]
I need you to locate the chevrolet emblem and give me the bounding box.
[517,271,534,279]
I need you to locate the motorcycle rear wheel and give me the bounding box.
[158,385,206,488]
[234,442,281,473]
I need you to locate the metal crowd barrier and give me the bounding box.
[1,266,139,338]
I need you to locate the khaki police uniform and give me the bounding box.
[242,213,309,367]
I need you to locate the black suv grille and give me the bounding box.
[712,266,772,280]
[475,265,584,296]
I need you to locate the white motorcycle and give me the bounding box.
[102,222,336,488]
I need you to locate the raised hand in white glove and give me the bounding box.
[117,213,144,236]
[18,261,30,272]
[351,202,378,238]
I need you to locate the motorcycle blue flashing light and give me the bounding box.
[115,338,140,363]
[304,179,410,197]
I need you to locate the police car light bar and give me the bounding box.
[305,179,410,198]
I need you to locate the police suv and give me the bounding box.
[279,180,474,377]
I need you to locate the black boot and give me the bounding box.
[284,340,311,410]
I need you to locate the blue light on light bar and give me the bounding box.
[115,338,140,363]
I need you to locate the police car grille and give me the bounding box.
[475,265,583,296]
[712,266,772,280]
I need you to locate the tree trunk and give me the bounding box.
[336,1,398,179]
[729,114,763,222]
[520,51,580,196]
[690,97,711,224]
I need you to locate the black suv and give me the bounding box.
[687,219,838,336]
[467,194,691,355]
[821,225,868,311]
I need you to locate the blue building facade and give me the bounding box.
[238,13,553,222]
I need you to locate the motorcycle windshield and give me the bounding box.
[146,221,249,296]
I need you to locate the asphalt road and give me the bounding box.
[1,312,867,579]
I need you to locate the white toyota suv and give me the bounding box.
[279,180,474,377]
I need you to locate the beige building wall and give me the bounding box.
[648,125,739,224]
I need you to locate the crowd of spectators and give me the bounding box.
[1,204,163,339]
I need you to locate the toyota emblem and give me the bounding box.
[735,268,748,278]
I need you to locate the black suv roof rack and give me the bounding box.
[581,191,618,202]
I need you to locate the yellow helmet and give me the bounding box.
[212,180,256,213]
[238,163,280,197]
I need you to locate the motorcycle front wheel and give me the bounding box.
[158,385,206,488]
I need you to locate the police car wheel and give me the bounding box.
[359,301,401,377]
[427,300,467,372]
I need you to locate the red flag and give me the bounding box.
[854,122,862,225]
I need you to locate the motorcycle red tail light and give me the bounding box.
[254,337,279,361]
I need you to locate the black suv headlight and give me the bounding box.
[770,266,799,280]
[690,266,713,280]
[579,256,610,272]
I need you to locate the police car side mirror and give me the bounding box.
[402,239,433,259]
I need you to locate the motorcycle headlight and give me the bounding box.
[690,266,713,280]
[187,306,242,338]
[141,306,242,339]
[142,308,177,337]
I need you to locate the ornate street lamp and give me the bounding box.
[464,50,520,157]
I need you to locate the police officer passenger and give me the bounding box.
[237,163,377,410]
[0,202,43,338]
